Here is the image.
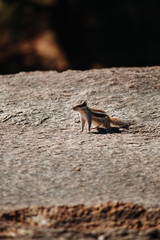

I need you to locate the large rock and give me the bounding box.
[0,67,160,239]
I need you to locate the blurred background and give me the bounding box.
[0,0,160,74]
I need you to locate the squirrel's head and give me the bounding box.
[72,101,87,111]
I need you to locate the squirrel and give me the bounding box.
[72,101,130,132]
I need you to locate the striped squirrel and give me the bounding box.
[72,101,130,132]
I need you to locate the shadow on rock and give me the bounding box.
[92,127,122,134]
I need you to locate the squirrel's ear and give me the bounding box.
[83,101,87,106]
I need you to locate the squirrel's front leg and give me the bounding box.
[81,118,86,132]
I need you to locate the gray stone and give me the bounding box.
[0,67,160,210]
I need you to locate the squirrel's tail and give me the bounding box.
[110,117,130,129]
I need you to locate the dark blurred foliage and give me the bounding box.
[0,0,160,74]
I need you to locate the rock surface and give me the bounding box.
[0,202,160,240]
[0,67,160,239]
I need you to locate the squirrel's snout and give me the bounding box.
[72,106,76,111]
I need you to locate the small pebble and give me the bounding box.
[75,167,81,171]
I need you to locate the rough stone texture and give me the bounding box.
[0,202,160,240]
[0,67,160,239]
